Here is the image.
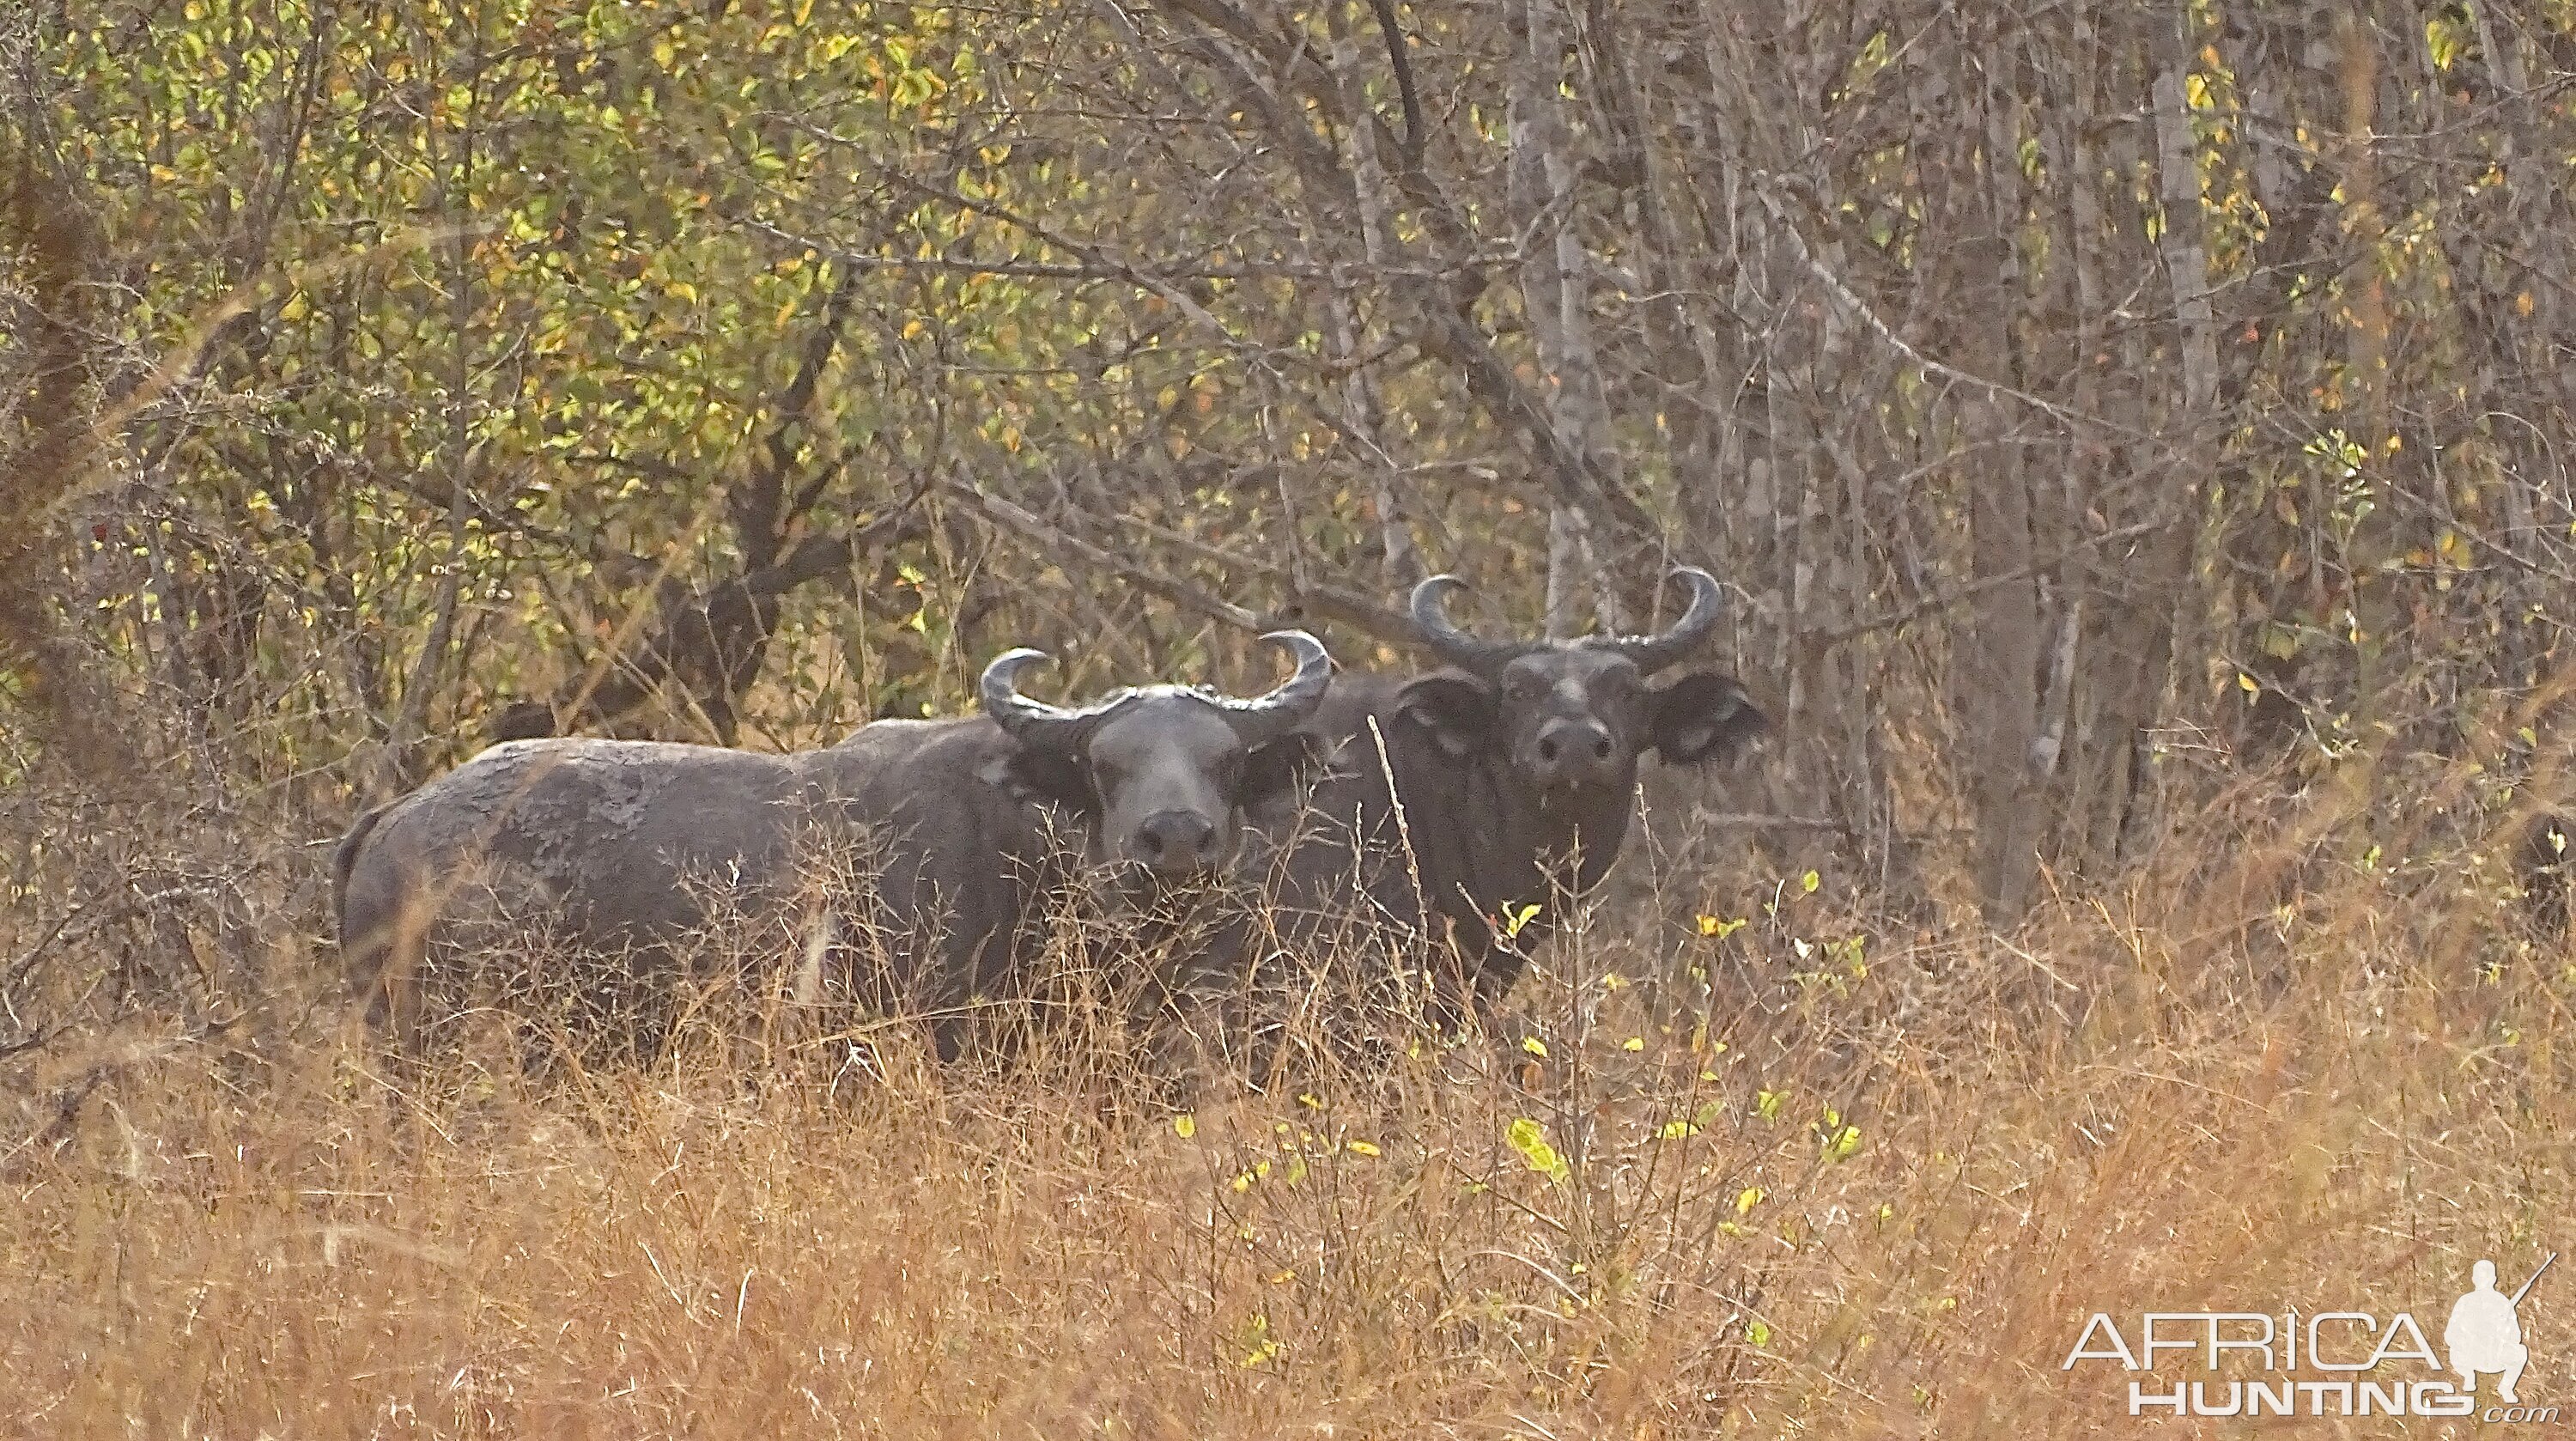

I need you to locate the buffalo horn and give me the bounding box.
[979,648,1090,750]
[1602,566,1724,672]
[1215,629,1335,743]
[1407,574,1515,671]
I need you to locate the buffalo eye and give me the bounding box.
[1503,670,1544,701]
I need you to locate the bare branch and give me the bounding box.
[1365,0,1425,163]
[942,477,1268,634]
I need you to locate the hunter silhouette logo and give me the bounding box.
[2451,1255,2553,1406]
[2062,1251,2561,1422]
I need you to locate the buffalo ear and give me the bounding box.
[975,745,1097,814]
[1241,731,1329,806]
[1649,672,1766,765]
[1394,671,1495,758]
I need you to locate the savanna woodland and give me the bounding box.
[7,0,2576,1432]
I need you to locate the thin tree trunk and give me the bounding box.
[1511,0,1616,636]
[1325,4,1421,590]
[376,12,480,799]
[2106,0,2219,860]
[1953,18,2044,923]
[2470,1,2561,690]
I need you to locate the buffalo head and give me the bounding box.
[980,630,1334,876]
[1394,567,1765,800]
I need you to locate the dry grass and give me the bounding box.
[4,775,2572,1438]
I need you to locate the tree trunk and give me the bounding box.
[1510,0,1618,636]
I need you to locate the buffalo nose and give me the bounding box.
[1133,811,1223,873]
[1528,720,1618,783]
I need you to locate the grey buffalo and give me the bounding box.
[1267,568,1765,1016]
[333,630,1334,1057]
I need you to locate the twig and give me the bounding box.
[1108,514,1418,643]
[2,885,229,1002]
[1807,519,2169,648]
[734,214,1485,283]
[943,477,1267,633]
[1748,174,2152,442]
[1687,810,1847,831]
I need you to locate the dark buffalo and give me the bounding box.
[1266,568,1765,1014]
[334,631,1334,1055]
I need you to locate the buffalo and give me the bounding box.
[1264,567,1765,1018]
[333,630,1334,1057]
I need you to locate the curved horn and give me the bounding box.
[1408,574,1514,671]
[1216,629,1336,743]
[978,648,1090,749]
[1603,566,1725,672]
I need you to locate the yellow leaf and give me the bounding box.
[1346,1140,1382,1157]
[1737,1186,1765,1215]
[2238,672,2260,695]
[1623,1037,1645,1052]
[1800,870,1820,894]
[1522,1036,1547,1057]
[1173,1114,1196,1139]
[1505,1117,1570,1183]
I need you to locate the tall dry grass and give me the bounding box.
[3,763,2571,1438]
